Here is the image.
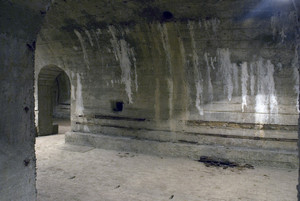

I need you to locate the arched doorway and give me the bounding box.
[36,66,71,136]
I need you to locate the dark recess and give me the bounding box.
[23,159,30,166]
[94,115,146,122]
[24,107,29,113]
[162,11,173,21]
[111,100,124,112]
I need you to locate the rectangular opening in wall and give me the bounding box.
[111,100,123,112]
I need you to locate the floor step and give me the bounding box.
[65,132,298,169]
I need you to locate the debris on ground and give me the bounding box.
[198,156,254,169]
[117,152,135,158]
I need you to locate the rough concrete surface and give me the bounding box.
[0,0,298,200]
[34,0,299,168]
[0,1,51,200]
[65,131,298,169]
[36,133,297,201]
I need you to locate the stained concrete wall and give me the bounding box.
[36,1,299,127]
[0,1,51,200]
[0,0,298,200]
[293,0,300,199]
[33,0,300,167]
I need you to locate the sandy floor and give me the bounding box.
[36,123,298,201]
[53,118,71,134]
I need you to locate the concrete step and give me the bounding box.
[65,132,298,169]
[53,104,70,119]
[72,123,298,151]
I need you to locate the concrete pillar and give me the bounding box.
[294,0,300,199]
[0,1,51,200]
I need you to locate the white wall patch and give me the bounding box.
[74,29,90,70]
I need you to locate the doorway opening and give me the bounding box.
[36,66,71,136]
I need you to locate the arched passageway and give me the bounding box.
[37,66,70,136]
[53,71,71,119]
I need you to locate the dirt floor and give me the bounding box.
[53,118,71,134]
[36,121,298,201]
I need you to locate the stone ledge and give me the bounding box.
[71,124,298,151]
[65,131,298,169]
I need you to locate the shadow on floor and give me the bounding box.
[53,118,71,134]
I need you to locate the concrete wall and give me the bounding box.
[0,1,51,200]
[36,1,299,127]
[0,0,298,199]
[33,0,300,167]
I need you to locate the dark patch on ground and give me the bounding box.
[117,152,135,158]
[198,156,254,169]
